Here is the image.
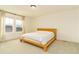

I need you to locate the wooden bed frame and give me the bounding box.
[20,28,57,52]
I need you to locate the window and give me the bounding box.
[15,20,23,32]
[4,16,23,33]
[5,17,14,32]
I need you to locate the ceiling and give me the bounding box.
[0,5,79,18]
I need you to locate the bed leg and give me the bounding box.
[43,46,48,52]
[20,39,23,42]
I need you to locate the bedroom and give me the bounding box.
[0,5,79,54]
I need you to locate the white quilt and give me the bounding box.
[22,31,55,44]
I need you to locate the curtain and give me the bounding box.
[0,11,24,41]
[5,13,24,40]
[0,11,5,41]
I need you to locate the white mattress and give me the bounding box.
[22,31,55,44]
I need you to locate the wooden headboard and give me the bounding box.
[37,28,57,36]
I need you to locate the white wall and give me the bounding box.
[24,17,34,33]
[31,9,79,43]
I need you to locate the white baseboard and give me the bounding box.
[58,39,79,43]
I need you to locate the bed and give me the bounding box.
[20,28,57,52]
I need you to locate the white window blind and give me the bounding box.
[15,19,23,32]
[5,17,14,32]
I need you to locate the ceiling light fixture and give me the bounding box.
[30,5,37,8]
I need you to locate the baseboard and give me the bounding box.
[0,38,18,43]
[58,39,79,44]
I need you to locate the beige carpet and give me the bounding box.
[0,39,79,54]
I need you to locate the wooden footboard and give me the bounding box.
[20,37,56,52]
[20,38,44,48]
[43,37,56,52]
